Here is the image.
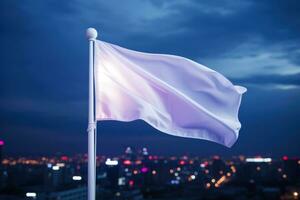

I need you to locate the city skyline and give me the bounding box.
[1,146,299,199]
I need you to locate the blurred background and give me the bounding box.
[0,0,299,199]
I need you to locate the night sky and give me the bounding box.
[0,0,300,157]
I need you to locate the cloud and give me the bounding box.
[232,73,300,90]
[201,37,300,79]
[240,83,300,90]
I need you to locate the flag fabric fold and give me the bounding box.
[94,41,246,147]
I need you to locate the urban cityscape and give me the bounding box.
[0,140,299,200]
[2,0,300,200]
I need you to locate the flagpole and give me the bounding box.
[86,27,97,200]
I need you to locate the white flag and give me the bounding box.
[94,41,246,147]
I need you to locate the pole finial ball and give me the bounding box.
[86,28,98,40]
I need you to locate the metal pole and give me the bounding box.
[86,27,98,200]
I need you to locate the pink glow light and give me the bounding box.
[141,167,148,173]
[179,160,185,165]
[123,160,131,165]
[129,180,134,187]
[61,156,68,161]
[0,140,4,146]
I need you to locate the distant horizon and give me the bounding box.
[2,142,299,159]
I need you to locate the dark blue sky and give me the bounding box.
[0,0,300,157]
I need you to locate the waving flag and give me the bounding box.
[94,41,246,147]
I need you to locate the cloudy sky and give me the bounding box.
[0,0,299,157]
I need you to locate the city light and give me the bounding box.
[0,140,4,146]
[3,149,300,199]
[72,176,82,181]
[230,166,236,173]
[216,176,226,185]
[141,167,148,173]
[135,160,142,165]
[214,176,226,188]
[129,180,134,187]
[142,147,148,155]
[213,155,220,160]
[206,183,211,189]
[26,192,37,198]
[200,161,209,168]
[56,163,65,167]
[245,158,272,163]
[256,166,261,171]
[52,166,59,171]
[179,160,185,165]
[60,156,68,161]
[125,147,133,154]
[118,177,126,186]
[282,174,287,179]
[171,180,180,185]
[105,158,118,166]
[278,168,282,172]
[123,160,131,165]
